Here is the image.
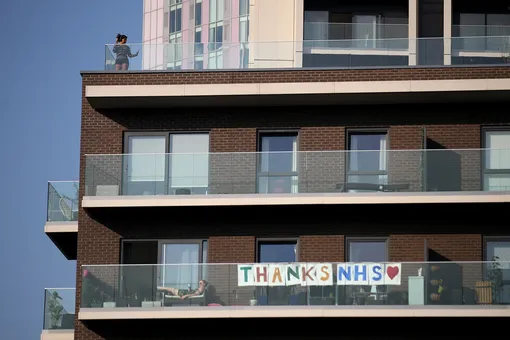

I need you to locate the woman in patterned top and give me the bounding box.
[157,280,208,300]
[113,34,139,71]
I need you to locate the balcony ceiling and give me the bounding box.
[85,78,510,109]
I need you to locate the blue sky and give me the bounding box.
[0,1,141,338]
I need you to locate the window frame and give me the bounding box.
[345,129,389,184]
[156,239,208,264]
[256,130,300,194]
[256,238,300,263]
[169,2,183,34]
[481,126,510,191]
[122,131,210,195]
[157,239,208,291]
[345,236,389,262]
[118,238,208,299]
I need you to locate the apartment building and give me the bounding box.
[43,0,510,339]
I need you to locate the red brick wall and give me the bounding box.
[390,234,482,262]
[299,235,345,262]
[208,236,255,263]
[210,129,257,152]
[81,66,510,85]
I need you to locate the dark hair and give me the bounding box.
[116,33,128,41]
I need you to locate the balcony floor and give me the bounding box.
[79,305,510,320]
[82,191,510,209]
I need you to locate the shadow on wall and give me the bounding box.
[94,104,510,130]
[425,138,462,191]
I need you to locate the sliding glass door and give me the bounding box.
[124,135,167,195]
[123,133,210,195]
[169,134,209,195]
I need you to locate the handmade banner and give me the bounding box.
[237,263,401,286]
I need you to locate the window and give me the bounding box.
[257,239,298,305]
[159,240,208,290]
[347,131,388,189]
[195,0,202,26]
[169,133,209,193]
[239,8,249,68]
[208,24,224,51]
[167,33,183,69]
[120,239,207,303]
[484,237,510,303]
[239,0,249,16]
[483,129,510,191]
[125,135,167,195]
[194,29,203,55]
[257,240,298,263]
[123,133,209,195]
[258,132,298,194]
[346,238,388,262]
[208,0,224,52]
[169,5,182,33]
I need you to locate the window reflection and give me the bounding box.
[258,133,298,194]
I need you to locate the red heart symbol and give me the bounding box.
[387,266,399,280]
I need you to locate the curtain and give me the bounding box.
[161,244,200,289]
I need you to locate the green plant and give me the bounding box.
[486,256,504,303]
[47,291,64,329]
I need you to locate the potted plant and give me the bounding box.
[47,291,64,329]
[249,290,258,306]
[487,256,504,303]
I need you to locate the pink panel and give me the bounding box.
[157,0,164,9]
[144,0,151,12]
[181,1,190,66]
[150,11,157,39]
[150,39,157,67]
[143,12,151,42]
[151,0,158,11]
[231,17,240,42]
[231,0,239,19]
[157,9,164,38]
[156,44,163,68]
[202,0,210,42]
[182,0,189,39]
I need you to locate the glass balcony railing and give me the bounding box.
[81,261,510,308]
[84,149,510,197]
[453,25,510,52]
[304,22,409,50]
[104,36,510,71]
[43,288,75,330]
[47,181,79,222]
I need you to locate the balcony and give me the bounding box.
[45,181,78,260]
[42,288,75,340]
[79,261,510,320]
[82,149,510,208]
[104,36,510,72]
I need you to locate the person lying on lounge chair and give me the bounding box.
[157,280,208,300]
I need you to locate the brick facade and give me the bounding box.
[82,66,510,85]
[75,67,510,339]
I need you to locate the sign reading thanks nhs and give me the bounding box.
[237,263,401,286]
